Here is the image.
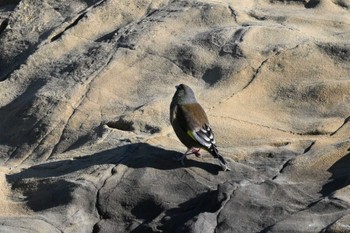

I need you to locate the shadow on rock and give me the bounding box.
[0,79,47,147]
[12,179,77,212]
[7,143,221,183]
[320,148,350,196]
[130,182,235,233]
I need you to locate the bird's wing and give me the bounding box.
[190,123,216,148]
[177,103,215,149]
[177,103,231,171]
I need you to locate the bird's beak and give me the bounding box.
[175,85,179,89]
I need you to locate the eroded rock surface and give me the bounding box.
[0,0,349,232]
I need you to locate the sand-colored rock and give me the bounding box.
[0,0,349,232]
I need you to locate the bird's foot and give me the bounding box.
[192,148,201,157]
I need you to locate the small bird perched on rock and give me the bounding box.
[170,84,231,171]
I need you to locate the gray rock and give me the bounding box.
[0,0,350,232]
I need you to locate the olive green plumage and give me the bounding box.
[170,84,230,171]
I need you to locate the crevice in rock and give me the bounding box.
[228,5,238,23]
[21,125,59,164]
[95,28,118,43]
[91,150,133,233]
[0,18,8,35]
[209,42,303,113]
[330,116,350,136]
[219,26,249,58]
[116,42,136,50]
[214,183,236,232]
[272,158,293,180]
[208,115,305,136]
[92,168,113,233]
[151,182,236,233]
[248,11,267,21]
[320,216,344,233]
[46,105,83,161]
[241,58,269,91]
[233,26,249,43]
[36,216,64,233]
[144,50,190,76]
[50,0,109,43]
[303,140,316,153]
[90,0,108,11]
[333,0,349,9]
[50,12,87,42]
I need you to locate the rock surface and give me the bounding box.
[0,0,350,232]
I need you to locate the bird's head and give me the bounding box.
[173,84,197,104]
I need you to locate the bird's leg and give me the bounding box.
[181,148,201,157]
[175,148,191,166]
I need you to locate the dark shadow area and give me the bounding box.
[317,43,350,62]
[0,79,47,147]
[0,18,8,35]
[0,41,35,82]
[12,179,76,211]
[131,196,164,222]
[0,79,48,163]
[320,149,350,196]
[0,0,21,7]
[95,29,118,43]
[7,143,221,183]
[6,143,221,214]
[130,182,233,233]
[175,47,198,77]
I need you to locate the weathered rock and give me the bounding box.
[0,0,349,232]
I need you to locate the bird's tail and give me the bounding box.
[209,145,231,171]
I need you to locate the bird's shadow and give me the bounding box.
[7,143,221,183]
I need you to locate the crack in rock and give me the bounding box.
[330,116,350,136]
[92,168,113,233]
[303,140,316,154]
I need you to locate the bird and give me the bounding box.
[170,84,231,171]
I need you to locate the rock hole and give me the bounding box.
[143,124,161,134]
[0,18,9,35]
[305,0,320,8]
[202,67,222,85]
[107,117,134,131]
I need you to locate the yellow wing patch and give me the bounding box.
[187,130,196,141]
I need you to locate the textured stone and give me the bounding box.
[0,0,349,232]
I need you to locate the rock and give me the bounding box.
[0,0,349,232]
